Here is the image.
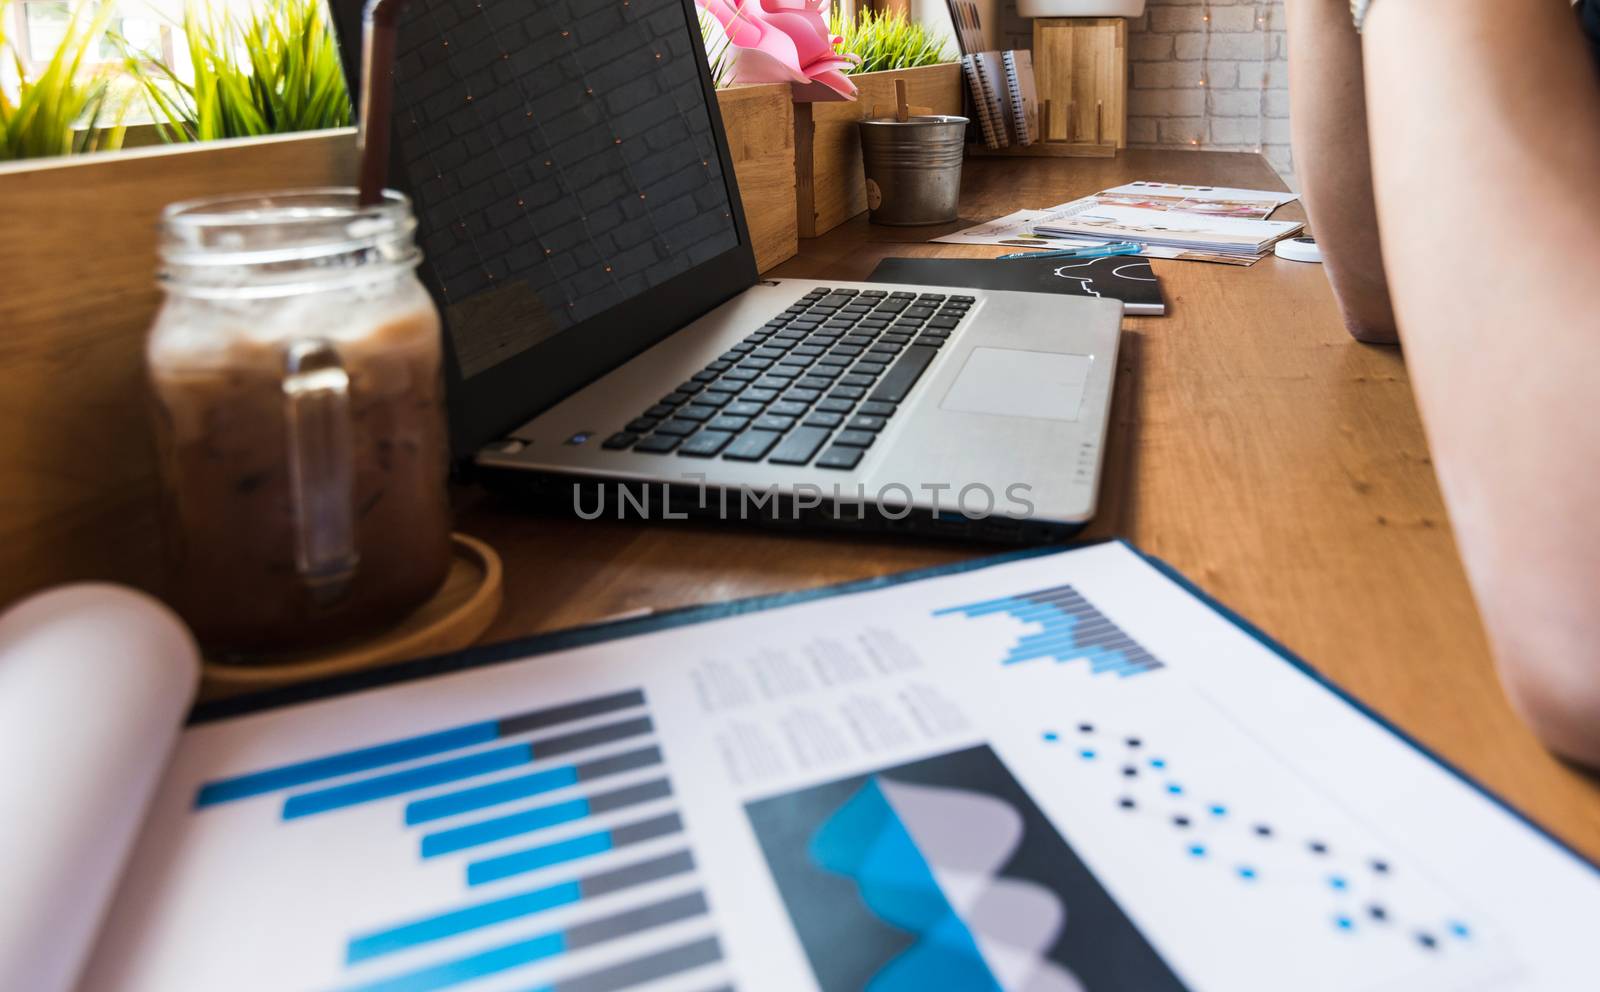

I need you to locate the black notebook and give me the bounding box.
[868,254,1167,316]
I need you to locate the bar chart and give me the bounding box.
[191,688,729,992]
[933,584,1165,677]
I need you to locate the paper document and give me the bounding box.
[81,542,1600,992]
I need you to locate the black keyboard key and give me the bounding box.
[830,385,867,400]
[691,370,720,382]
[841,373,877,388]
[919,328,951,339]
[721,368,758,382]
[644,403,676,419]
[816,445,864,470]
[834,288,858,295]
[626,418,658,433]
[867,345,902,359]
[903,306,936,321]
[874,297,909,313]
[791,345,825,358]
[950,295,975,302]
[777,354,814,368]
[817,397,855,413]
[764,367,800,381]
[916,293,947,302]
[854,361,888,377]
[927,316,961,330]
[831,344,864,358]
[859,289,887,298]
[708,414,750,432]
[754,377,793,391]
[914,336,947,349]
[783,387,822,403]
[738,358,773,371]
[818,293,856,308]
[842,305,873,315]
[707,359,733,371]
[677,404,716,422]
[725,400,765,417]
[799,375,837,391]
[817,354,852,367]
[654,418,698,436]
[752,347,785,359]
[634,434,680,453]
[767,426,831,465]
[742,387,780,403]
[768,400,809,417]
[870,345,937,403]
[603,432,638,450]
[753,413,797,432]
[846,414,887,432]
[698,390,735,408]
[880,333,913,345]
[679,429,735,457]
[723,429,782,461]
[859,401,897,417]
[662,390,694,405]
[834,429,877,447]
[803,411,845,429]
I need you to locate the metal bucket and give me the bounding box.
[857,114,969,226]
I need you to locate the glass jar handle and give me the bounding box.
[283,339,359,605]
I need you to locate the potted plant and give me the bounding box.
[797,9,963,237]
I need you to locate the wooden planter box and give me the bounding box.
[793,62,965,238]
[716,83,800,273]
[0,94,797,608]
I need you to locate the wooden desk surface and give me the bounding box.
[459,148,1600,860]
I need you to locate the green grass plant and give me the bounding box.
[120,0,350,143]
[0,0,127,161]
[831,8,951,76]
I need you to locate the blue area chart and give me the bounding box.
[933,584,1164,677]
[190,688,726,992]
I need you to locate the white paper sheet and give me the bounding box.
[81,543,1600,992]
[0,586,199,992]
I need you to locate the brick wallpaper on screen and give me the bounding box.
[999,0,1294,184]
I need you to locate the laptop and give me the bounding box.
[333,0,1122,542]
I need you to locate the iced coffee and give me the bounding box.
[148,191,451,656]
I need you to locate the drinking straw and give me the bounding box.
[358,0,408,207]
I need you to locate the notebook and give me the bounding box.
[39,540,1600,991]
[869,254,1167,315]
[1001,49,1038,146]
[961,52,1009,149]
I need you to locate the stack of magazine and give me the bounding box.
[1032,182,1303,261]
[935,181,1305,266]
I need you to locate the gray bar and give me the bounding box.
[533,717,654,760]
[552,937,723,992]
[565,891,710,951]
[1021,588,1088,608]
[580,849,697,900]
[577,745,663,782]
[589,778,674,815]
[613,811,684,848]
[497,690,646,737]
[1080,633,1136,653]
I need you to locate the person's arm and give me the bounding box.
[1361,0,1600,766]
[1286,0,1399,343]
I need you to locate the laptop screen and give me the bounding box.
[336,0,757,453]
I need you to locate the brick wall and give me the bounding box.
[997,0,1294,184]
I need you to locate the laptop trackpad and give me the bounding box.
[940,347,1093,421]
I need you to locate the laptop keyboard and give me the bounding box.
[601,287,974,470]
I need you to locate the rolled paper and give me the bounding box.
[0,585,199,992]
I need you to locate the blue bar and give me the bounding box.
[407,764,580,825]
[422,798,591,858]
[343,931,567,992]
[468,830,614,886]
[282,743,531,820]
[194,722,499,808]
[347,881,582,964]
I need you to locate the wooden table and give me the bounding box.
[459,148,1600,861]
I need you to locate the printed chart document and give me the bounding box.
[79,542,1600,992]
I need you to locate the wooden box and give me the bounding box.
[716,83,799,273]
[794,62,965,238]
[1033,17,1128,149]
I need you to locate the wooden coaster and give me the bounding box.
[201,533,503,699]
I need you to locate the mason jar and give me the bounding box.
[148,189,452,656]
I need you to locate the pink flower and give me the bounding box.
[698,0,858,100]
